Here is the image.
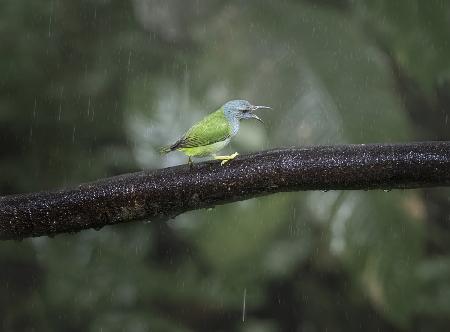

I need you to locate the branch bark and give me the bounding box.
[1,142,449,240]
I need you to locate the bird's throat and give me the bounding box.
[224,111,240,136]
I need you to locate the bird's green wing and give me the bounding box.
[173,109,231,149]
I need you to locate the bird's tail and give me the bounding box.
[159,145,173,155]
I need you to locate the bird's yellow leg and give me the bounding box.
[213,152,239,165]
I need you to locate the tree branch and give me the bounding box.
[1,142,449,240]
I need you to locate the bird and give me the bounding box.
[160,100,270,166]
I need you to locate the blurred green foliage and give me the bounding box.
[0,0,449,331]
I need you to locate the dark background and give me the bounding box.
[1,0,449,331]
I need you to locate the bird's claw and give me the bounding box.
[214,152,239,166]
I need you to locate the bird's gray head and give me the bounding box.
[223,99,271,123]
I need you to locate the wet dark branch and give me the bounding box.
[1,142,449,240]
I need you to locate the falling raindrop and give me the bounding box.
[33,98,37,119]
[242,288,247,323]
[127,50,132,74]
[87,97,91,117]
[48,14,52,38]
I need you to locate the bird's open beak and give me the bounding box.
[251,105,271,111]
[250,113,264,124]
[249,105,270,124]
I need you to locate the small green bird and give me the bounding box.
[160,100,270,165]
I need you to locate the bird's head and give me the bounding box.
[223,100,271,123]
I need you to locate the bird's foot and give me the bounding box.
[188,157,194,169]
[213,152,239,165]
